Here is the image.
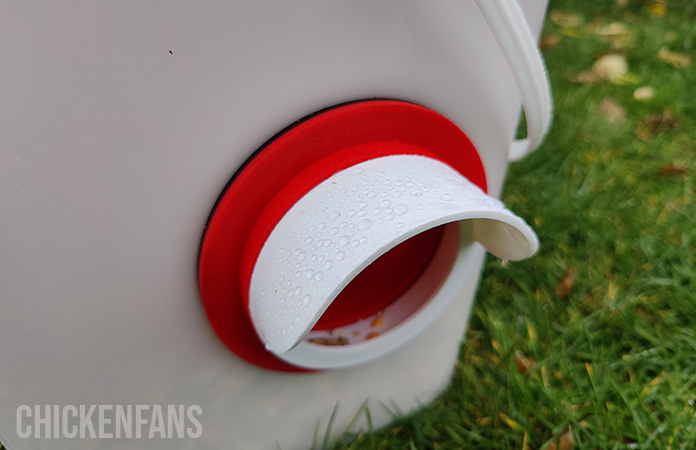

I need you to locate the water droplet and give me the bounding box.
[358,218,372,231]
[296,315,302,322]
[289,323,295,331]
[295,271,302,278]
[336,251,345,261]
[396,222,405,229]
[303,295,312,305]
[440,193,452,201]
[358,210,367,217]
[281,327,287,336]
[316,239,324,247]
[392,191,402,198]
[314,271,323,281]
[339,235,351,246]
[394,203,408,215]
[330,211,340,220]
[306,269,314,278]
[379,199,391,208]
[351,240,360,248]
[348,210,356,217]
[310,254,317,261]
[299,252,307,261]
[352,166,365,175]
[330,227,338,235]
[367,191,377,198]
[372,207,382,215]
[416,204,425,210]
[295,287,302,295]
[324,260,333,269]
[305,237,313,245]
[359,237,367,244]
[294,248,300,255]
[411,189,423,197]
[358,201,368,209]
[428,181,441,189]
[384,214,394,221]
[318,222,327,230]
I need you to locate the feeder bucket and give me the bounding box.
[0,1,551,448]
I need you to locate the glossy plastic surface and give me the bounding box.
[0,1,547,448]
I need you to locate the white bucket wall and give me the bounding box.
[0,1,548,449]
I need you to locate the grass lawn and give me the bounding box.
[323,1,696,449]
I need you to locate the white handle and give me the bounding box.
[475,0,553,161]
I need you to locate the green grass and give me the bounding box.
[326,1,696,449]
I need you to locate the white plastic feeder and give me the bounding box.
[0,1,550,449]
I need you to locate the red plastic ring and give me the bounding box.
[198,99,486,371]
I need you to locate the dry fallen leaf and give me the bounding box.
[658,47,693,68]
[594,22,633,49]
[540,33,562,49]
[659,163,689,176]
[573,70,599,84]
[547,429,575,450]
[549,10,582,28]
[514,353,538,374]
[648,0,667,17]
[636,109,679,141]
[598,98,627,123]
[574,53,629,84]
[633,86,655,101]
[593,54,629,81]
[555,267,576,299]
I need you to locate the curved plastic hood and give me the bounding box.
[248,155,538,356]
